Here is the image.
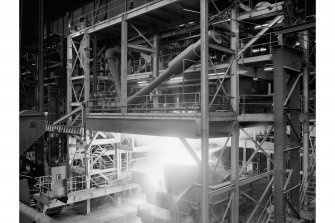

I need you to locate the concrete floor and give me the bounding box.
[52,193,147,223]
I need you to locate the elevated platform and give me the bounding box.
[87,112,237,138]
[34,182,139,210]
[87,112,274,138]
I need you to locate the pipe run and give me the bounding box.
[105,46,122,99]
[127,30,223,105]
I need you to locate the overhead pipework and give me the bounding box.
[127,30,223,105]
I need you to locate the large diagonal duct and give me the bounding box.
[127,30,223,104]
[105,46,121,98]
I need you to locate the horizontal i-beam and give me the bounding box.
[128,44,156,53]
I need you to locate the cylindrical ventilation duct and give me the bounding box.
[127,30,222,104]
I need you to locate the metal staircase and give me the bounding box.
[90,146,108,168]
[46,124,83,135]
[300,158,316,211]
[45,106,84,135]
[300,122,316,212]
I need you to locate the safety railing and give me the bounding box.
[240,94,273,114]
[209,95,233,112]
[67,175,88,194]
[239,32,279,58]
[88,93,244,114]
[130,57,153,74]
[90,174,110,188]
[66,158,140,194]
[69,0,156,33]
[88,96,121,113]
[34,176,52,195]
[88,92,201,113]
[127,92,201,113]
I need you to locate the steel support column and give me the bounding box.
[273,48,286,223]
[83,104,90,215]
[66,37,72,115]
[93,34,97,95]
[230,2,240,222]
[83,32,91,102]
[38,0,44,112]
[288,71,301,212]
[200,0,209,222]
[66,37,73,179]
[153,34,160,109]
[302,30,310,190]
[121,17,128,113]
[267,155,272,181]
[37,0,45,173]
[82,32,91,215]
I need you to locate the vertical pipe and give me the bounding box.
[93,34,97,96]
[230,2,240,222]
[302,30,310,188]
[38,0,44,112]
[66,37,73,179]
[200,0,209,222]
[116,146,121,179]
[243,141,247,165]
[267,155,272,181]
[152,34,159,78]
[82,103,90,215]
[153,34,159,110]
[83,33,91,214]
[121,16,128,113]
[83,32,90,102]
[20,0,23,75]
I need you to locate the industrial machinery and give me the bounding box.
[20,0,316,222]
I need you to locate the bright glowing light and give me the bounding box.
[133,136,198,190]
[264,67,274,71]
[254,24,268,29]
[252,48,260,53]
[259,47,267,52]
[209,72,225,76]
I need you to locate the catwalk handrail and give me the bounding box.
[88,93,273,114]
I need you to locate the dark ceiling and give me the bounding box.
[20,0,92,47]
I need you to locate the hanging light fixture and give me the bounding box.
[264,64,274,71]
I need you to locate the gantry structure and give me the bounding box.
[26,0,316,222]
